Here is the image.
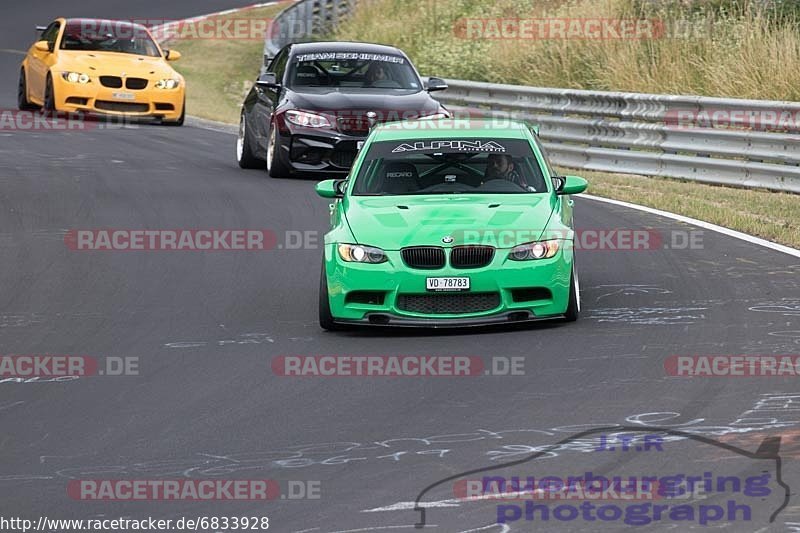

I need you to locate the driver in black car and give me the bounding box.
[483,154,525,187]
[365,63,390,85]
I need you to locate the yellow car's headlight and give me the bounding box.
[61,72,90,84]
[155,79,181,89]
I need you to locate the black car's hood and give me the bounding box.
[286,88,442,116]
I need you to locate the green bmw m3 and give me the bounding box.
[315,118,588,329]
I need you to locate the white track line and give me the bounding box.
[581,193,800,259]
[147,3,800,261]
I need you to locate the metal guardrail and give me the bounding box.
[264,0,800,193]
[264,0,357,62]
[435,82,800,193]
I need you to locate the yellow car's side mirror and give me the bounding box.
[34,41,50,53]
[165,49,181,61]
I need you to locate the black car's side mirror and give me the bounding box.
[256,72,279,89]
[426,77,448,92]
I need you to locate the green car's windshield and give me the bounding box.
[352,138,548,195]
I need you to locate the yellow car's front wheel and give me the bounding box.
[42,73,56,115]
[17,69,37,111]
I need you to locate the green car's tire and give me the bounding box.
[563,265,580,322]
[319,259,342,331]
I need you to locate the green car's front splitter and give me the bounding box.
[323,242,575,328]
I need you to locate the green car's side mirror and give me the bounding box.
[315,179,344,198]
[556,175,588,195]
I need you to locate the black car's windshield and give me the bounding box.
[352,138,549,195]
[60,21,161,57]
[287,52,421,90]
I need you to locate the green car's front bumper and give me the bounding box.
[323,242,574,328]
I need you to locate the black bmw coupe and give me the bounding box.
[236,41,450,178]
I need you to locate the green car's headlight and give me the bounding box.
[338,243,387,264]
[508,240,560,261]
[155,79,181,89]
[61,72,90,84]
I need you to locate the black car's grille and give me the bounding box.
[401,247,445,269]
[397,292,501,315]
[125,77,148,90]
[451,246,495,268]
[337,116,370,134]
[95,101,149,113]
[99,76,123,88]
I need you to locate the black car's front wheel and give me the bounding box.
[266,123,291,178]
[236,112,264,169]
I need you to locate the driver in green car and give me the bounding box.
[484,154,525,187]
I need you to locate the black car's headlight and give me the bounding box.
[338,244,388,263]
[286,110,331,128]
[508,240,560,260]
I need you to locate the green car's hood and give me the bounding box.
[344,194,555,250]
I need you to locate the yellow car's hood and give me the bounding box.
[58,50,179,79]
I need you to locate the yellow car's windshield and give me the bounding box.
[60,20,161,57]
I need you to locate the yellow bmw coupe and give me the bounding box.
[18,18,185,125]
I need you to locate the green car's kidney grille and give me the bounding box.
[450,246,495,269]
[397,293,501,315]
[401,247,446,269]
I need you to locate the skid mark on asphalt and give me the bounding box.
[750,300,800,317]
[586,306,708,324]
[163,332,274,348]
[586,284,673,302]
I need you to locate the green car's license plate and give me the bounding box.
[426,277,470,292]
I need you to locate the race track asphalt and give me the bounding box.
[1,2,800,532]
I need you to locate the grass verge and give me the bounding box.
[163,1,800,250]
[571,169,800,249]
[164,3,286,124]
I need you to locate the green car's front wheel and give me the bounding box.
[319,259,341,331]
[563,264,580,322]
